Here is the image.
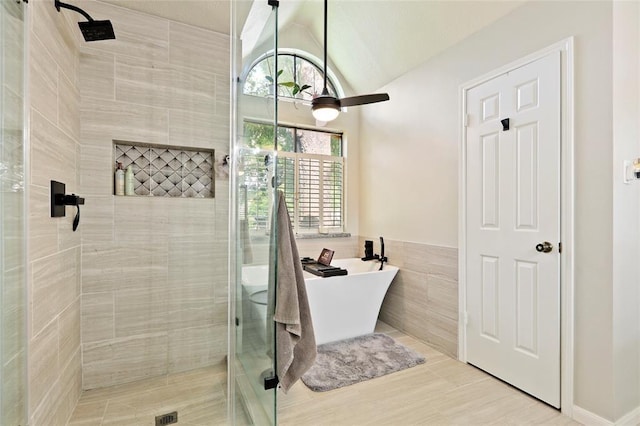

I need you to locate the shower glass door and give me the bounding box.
[0,0,27,423]
[230,0,279,424]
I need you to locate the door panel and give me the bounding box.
[465,51,561,408]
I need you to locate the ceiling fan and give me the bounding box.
[311,0,390,122]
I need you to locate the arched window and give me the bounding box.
[243,52,339,102]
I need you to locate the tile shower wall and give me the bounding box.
[27,0,83,424]
[359,237,459,358]
[77,1,230,389]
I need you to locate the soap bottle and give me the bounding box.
[124,165,134,196]
[114,162,125,196]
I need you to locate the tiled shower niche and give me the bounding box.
[115,142,214,198]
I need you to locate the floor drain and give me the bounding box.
[155,411,178,425]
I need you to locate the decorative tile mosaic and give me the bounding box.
[114,143,214,197]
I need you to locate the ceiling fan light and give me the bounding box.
[312,105,340,122]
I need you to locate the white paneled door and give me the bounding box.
[465,51,561,408]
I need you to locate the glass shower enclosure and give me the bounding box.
[230,0,280,424]
[0,0,27,423]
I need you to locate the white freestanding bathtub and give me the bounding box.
[241,258,399,345]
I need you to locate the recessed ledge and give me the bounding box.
[296,233,351,239]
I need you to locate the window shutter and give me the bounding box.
[321,158,344,231]
[297,157,321,231]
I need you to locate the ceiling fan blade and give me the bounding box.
[339,93,390,107]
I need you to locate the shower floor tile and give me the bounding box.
[67,364,246,425]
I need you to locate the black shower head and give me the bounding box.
[78,20,115,42]
[55,0,116,42]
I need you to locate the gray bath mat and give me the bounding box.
[301,333,425,392]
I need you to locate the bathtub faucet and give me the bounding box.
[378,236,387,270]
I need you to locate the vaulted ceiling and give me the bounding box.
[97,0,526,94]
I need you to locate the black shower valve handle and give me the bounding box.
[56,193,85,206]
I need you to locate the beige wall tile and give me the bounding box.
[168,21,229,76]
[114,196,168,243]
[167,281,216,331]
[32,248,78,336]
[80,195,114,242]
[426,274,458,321]
[56,350,83,425]
[168,236,217,286]
[29,36,58,124]
[168,109,220,149]
[82,292,114,344]
[426,311,458,358]
[167,198,216,237]
[167,324,226,374]
[378,240,459,357]
[82,241,167,293]
[30,110,78,188]
[114,285,169,337]
[402,241,432,274]
[31,349,82,426]
[79,51,115,100]
[80,145,114,196]
[58,67,80,138]
[59,299,81,365]
[115,55,172,107]
[82,333,168,389]
[171,66,216,112]
[29,320,59,414]
[58,214,81,252]
[31,0,78,86]
[28,185,57,261]
[81,98,168,145]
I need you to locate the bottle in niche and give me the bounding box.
[114,162,125,196]
[125,165,134,196]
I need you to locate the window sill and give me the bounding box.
[295,232,351,239]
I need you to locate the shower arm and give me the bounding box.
[55,0,94,21]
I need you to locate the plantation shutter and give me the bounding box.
[242,120,344,235]
[321,158,343,230]
[279,153,343,233]
[297,156,321,231]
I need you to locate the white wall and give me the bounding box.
[360,1,630,421]
[612,1,640,420]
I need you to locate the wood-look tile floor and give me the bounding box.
[68,322,580,425]
[278,322,580,426]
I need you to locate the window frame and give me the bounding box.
[242,50,342,102]
[243,120,346,235]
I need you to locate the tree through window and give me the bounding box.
[243,53,339,102]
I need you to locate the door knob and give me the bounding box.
[535,242,553,253]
